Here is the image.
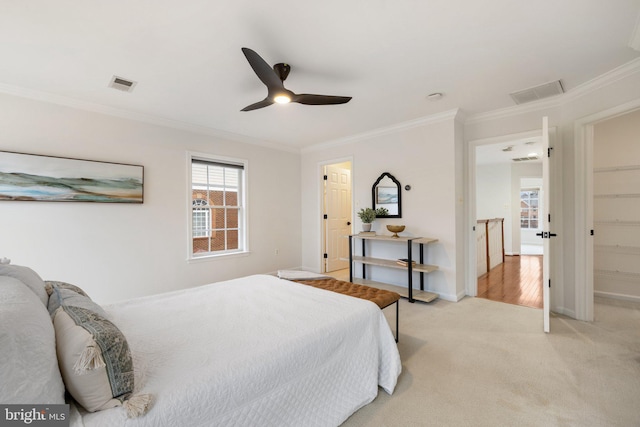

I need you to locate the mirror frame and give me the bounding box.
[372,172,401,218]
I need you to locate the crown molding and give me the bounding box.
[0,83,299,154]
[630,11,640,51]
[303,108,460,153]
[465,57,640,126]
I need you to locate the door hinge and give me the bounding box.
[590,229,594,236]
[548,279,551,288]
[472,226,476,231]
[548,147,553,157]
[323,214,328,219]
[548,214,551,222]
[323,175,328,180]
[323,253,328,259]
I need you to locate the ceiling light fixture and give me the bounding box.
[274,94,291,104]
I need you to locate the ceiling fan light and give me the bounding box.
[274,95,291,104]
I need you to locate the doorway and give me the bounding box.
[473,133,544,309]
[575,101,640,321]
[322,161,353,273]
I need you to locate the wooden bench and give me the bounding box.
[293,278,401,342]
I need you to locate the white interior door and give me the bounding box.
[324,164,351,272]
[541,116,553,333]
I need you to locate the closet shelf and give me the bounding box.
[594,245,640,254]
[594,165,640,173]
[594,193,640,199]
[594,269,640,281]
[594,220,640,227]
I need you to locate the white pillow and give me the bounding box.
[0,264,48,306]
[48,283,152,417]
[0,276,65,404]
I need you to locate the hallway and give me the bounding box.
[477,255,543,309]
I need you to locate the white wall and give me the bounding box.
[300,111,466,302]
[476,163,512,252]
[0,93,302,304]
[476,162,543,255]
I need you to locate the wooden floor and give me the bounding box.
[477,255,543,309]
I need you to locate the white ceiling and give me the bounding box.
[1,0,639,150]
[475,136,542,166]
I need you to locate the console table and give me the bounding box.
[348,234,438,303]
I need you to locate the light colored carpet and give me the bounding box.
[342,296,640,427]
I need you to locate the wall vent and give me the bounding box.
[512,155,539,162]
[109,75,137,92]
[510,80,564,105]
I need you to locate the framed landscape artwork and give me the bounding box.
[376,186,398,204]
[0,151,143,203]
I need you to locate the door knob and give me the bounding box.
[347,221,351,225]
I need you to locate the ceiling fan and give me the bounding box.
[240,47,352,112]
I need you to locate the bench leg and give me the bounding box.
[395,300,399,343]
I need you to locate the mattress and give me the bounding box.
[70,274,401,427]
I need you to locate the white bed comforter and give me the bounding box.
[71,274,401,427]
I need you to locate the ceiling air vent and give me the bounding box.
[512,155,539,162]
[510,80,564,105]
[109,75,137,93]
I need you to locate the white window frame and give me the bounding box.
[187,152,248,260]
[520,187,541,230]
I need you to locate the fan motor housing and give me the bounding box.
[273,63,291,82]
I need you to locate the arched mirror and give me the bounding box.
[372,172,401,218]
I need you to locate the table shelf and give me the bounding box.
[349,234,439,303]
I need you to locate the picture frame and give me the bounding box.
[0,150,143,203]
[376,186,398,204]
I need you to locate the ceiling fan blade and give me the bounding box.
[292,94,352,105]
[241,98,274,112]
[241,47,284,90]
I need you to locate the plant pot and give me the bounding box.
[362,223,372,232]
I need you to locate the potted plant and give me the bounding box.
[375,207,389,217]
[357,208,376,232]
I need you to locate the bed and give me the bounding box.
[57,274,402,426]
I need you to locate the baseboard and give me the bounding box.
[551,306,576,319]
[595,291,640,303]
[436,291,463,302]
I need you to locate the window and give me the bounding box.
[189,154,246,258]
[520,188,539,229]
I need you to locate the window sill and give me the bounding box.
[187,251,251,263]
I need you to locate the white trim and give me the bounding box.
[466,58,640,125]
[186,151,249,261]
[466,129,542,297]
[4,56,640,153]
[318,156,354,274]
[187,251,251,263]
[0,83,298,154]
[629,10,640,51]
[595,291,640,303]
[573,98,640,321]
[303,109,461,152]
